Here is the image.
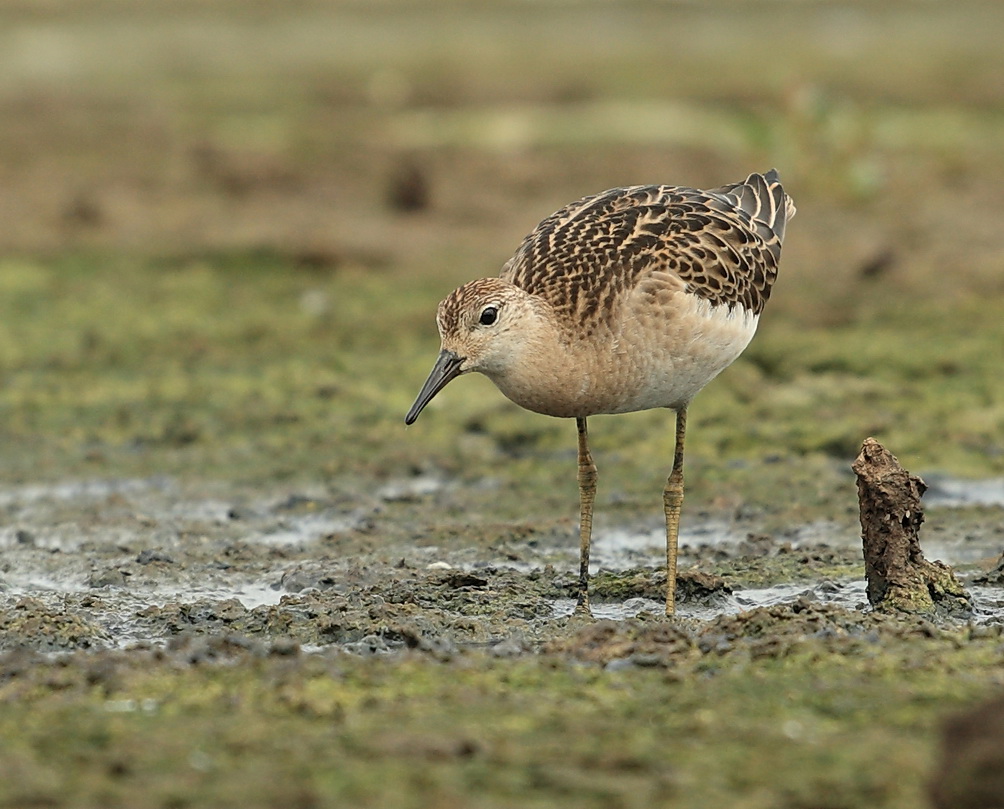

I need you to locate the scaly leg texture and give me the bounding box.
[575,417,597,614]
[663,407,687,616]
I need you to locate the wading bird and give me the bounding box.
[406,170,794,616]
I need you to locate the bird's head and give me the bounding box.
[405,278,541,424]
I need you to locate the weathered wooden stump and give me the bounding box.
[851,437,970,615]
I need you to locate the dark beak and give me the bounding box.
[405,350,464,424]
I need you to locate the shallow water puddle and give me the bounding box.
[550,581,870,622]
[552,580,1004,622]
[0,477,172,510]
[924,475,1004,508]
[590,522,745,570]
[256,512,360,547]
[590,496,1002,573]
[588,518,862,572]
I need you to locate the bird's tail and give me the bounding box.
[716,169,796,245]
[745,169,796,244]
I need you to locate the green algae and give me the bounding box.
[1,249,1001,529]
[0,613,1001,809]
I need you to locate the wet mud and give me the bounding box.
[2,476,1003,809]
[2,475,1002,657]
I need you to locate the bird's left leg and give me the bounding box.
[663,407,687,616]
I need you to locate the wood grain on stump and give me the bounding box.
[852,437,970,615]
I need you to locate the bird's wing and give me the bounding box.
[500,173,795,327]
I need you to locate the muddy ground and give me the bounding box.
[2,1,1004,808]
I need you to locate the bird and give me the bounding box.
[405,170,795,616]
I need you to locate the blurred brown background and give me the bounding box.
[2,0,1001,288]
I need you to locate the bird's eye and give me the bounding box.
[479,306,498,326]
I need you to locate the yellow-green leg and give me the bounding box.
[663,407,687,616]
[575,416,597,614]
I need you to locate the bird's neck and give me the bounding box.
[485,310,596,419]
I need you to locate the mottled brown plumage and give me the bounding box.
[407,170,795,616]
[505,171,788,319]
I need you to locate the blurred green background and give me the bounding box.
[0,0,1002,503]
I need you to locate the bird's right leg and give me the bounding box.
[575,416,597,615]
